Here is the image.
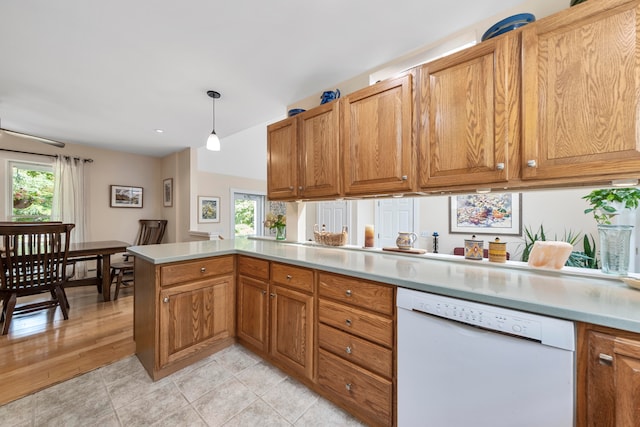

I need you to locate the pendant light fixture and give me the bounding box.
[206,90,221,151]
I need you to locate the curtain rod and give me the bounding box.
[0,148,93,163]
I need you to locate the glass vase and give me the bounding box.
[598,224,633,275]
[275,225,286,241]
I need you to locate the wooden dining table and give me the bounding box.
[68,240,129,302]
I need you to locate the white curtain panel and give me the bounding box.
[52,156,88,278]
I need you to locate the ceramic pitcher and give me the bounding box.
[396,232,417,250]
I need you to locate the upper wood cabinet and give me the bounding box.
[522,0,640,181]
[267,117,298,200]
[267,102,341,200]
[342,74,415,196]
[418,32,521,189]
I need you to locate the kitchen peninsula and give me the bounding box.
[130,238,640,427]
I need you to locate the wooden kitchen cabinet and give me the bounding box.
[267,116,298,200]
[577,322,640,426]
[267,101,341,200]
[342,74,415,196]
[418,32,520,189]
[134,255,235,380]
[316,272,395,427]
[522,0,640,182]
[237,256,270,355]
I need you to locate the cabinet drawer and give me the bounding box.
[319,299,393,347]
[160,256,234,287]
[318,272,393,315]
[271,262,313,293]
[318,349,392,427]
[319,323,392,378]
[238,256,269,280]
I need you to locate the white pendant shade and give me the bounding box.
[206,131,221,151]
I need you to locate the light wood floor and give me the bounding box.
[0,284,135,406]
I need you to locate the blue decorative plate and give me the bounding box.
[482,13,535,41]
[288,108,306,117]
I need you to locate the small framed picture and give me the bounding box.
[163,178,173,207]
[110,185,143,208]
[198,196,220,223]
[449,192,522,235]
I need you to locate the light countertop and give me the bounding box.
[128,238,640,333]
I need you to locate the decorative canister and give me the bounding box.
[488,237,507,263]
[464,235,484,260]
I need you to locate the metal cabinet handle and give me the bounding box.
[289,186,294,190]
[299,186,303,190]
[261,290,267,295]
[345,346,352,354]
[200,267,206,273]
[345,383,352,392]
[526,159,537,168]
[345,289,352,297]
[270,293,276,298]
[401,175,408,181]
[496,163,505,171]
[599,353,613,365]
[345,319,352,327]
[286,274,292,280]
[163,297,169,303]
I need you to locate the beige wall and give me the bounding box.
[0,132,163,245]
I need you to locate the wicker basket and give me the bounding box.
[313,225,348,246]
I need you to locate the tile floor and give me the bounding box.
[0,344,367,427]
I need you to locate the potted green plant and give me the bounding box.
[582,188,640,275]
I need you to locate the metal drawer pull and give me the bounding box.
[286,274,292,280]
[599,353,613,365]
[496,162,505,170]
[345,346,352,354]
[345,383,352,392]
[345,289,352,297]
[163,297,169,303]
[262,290,267,295]
[345,319,352,326]
[200,267,206,273]
[270,293,276,298]
[526,159,537,168]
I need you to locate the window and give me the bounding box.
[9,161,54,222]
[233,191,266,237]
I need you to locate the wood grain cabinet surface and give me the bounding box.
[522,0,640,182]
[418,32,520,189]
[134,255,236,381]
[577,322,640,427]
[342,74,415,196]
[267,117,298,200]
[316,272,395,427]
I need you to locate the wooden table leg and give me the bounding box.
[102,254,111,302]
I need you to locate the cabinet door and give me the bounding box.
[270,284,314,380]
[237,275,269,354]
[342,74,414,195]
[522,0,640,181]
[267,117,298,200]
[418,33,520,188]
[299,102,342,198]
[613,337,640,426]
[159,275,235,368]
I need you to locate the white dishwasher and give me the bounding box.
[397,288,575,427]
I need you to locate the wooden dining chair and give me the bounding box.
[0,223,75,335]
[109,219,167,299]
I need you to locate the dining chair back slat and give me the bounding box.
[0,223,75,334]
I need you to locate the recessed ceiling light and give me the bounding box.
[155,129,164,133]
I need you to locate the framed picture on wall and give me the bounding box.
[110,185,143,208]
[449,192,521,235]
[163,178,173,207]
[198,196,220,223]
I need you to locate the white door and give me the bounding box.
[316,201,350,242]
[376,199,415,248]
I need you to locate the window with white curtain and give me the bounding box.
[8,161,54,222]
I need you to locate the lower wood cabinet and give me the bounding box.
[237,257,315,381]
[134,255,235,380]
[577,322,640,427]
[316,272,395,427]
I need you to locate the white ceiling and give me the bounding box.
[0,0,531,157]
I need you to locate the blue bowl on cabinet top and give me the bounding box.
[288,108,306,117]
[482,13,535,41]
